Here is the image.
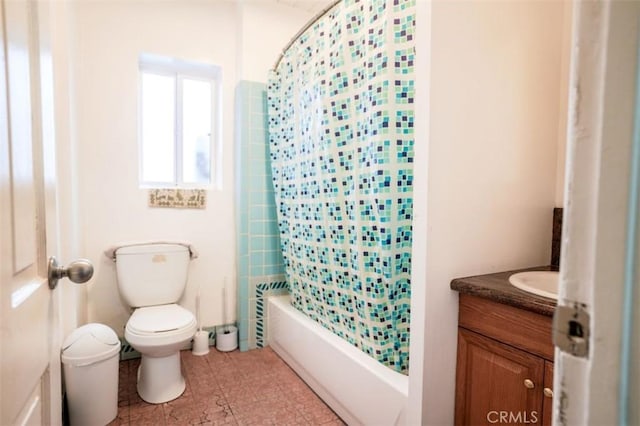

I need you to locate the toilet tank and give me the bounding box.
[115,244,191,307]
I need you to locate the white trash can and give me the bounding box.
[61,323,120,426]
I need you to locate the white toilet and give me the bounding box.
[114,243,197,404]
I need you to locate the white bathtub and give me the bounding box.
[267,295,408,426]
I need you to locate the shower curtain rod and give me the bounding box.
[272,0,342,71]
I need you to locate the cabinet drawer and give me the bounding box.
[458,294,554,360]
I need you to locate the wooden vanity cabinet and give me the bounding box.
[541,362,554,426]
[455,294,555,426]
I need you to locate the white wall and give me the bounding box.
[412,1,567,423]
[50,0,85,340]
[73,0,239,335]
[238,1,315,82]
[555,0,573,208]
[71,0,316,337]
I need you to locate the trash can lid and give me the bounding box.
[61,323,120,366]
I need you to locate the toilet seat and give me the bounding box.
[125,304,197,349]
[127,304,196,335]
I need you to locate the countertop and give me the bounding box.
[450,266,557,317]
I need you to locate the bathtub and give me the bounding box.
[267,295,408,425]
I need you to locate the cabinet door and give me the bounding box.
[542,361,554,426]
[455,329,545,425]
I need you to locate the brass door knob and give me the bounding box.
[524,379,535,389]
[544,387,553,398]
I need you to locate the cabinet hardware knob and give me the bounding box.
[524,379,535,389]
[544,387,553,398]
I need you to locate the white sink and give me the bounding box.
[508,271,559,300]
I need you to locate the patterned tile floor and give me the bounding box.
[109,347,345,425]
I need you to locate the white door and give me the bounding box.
[0,1,80,424]
[554,0,640,424]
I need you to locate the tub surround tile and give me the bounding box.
[239,341,250,352]
[249,298,263,320]
[235,80,287,353]
[237,319,249,341]
[255,318,265,348]
[248,320,258,350]
[238,292,249,321]
[450,266,557,316]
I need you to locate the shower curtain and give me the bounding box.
[267,0,415,374]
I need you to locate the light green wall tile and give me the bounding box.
[236,80,285,353]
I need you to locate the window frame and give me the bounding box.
[138,54,222,189]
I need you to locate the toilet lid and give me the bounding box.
[127,304,195,335]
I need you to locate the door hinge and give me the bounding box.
[553,303,590,358]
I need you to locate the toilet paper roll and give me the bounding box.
[192,330,210,356]
[216,326,238,352]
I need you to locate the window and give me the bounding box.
[139,54,221,188]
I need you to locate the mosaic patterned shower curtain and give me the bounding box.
[267,0,415,374]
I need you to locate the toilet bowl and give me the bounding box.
[125,304,197,403]
[112,243,198,404]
